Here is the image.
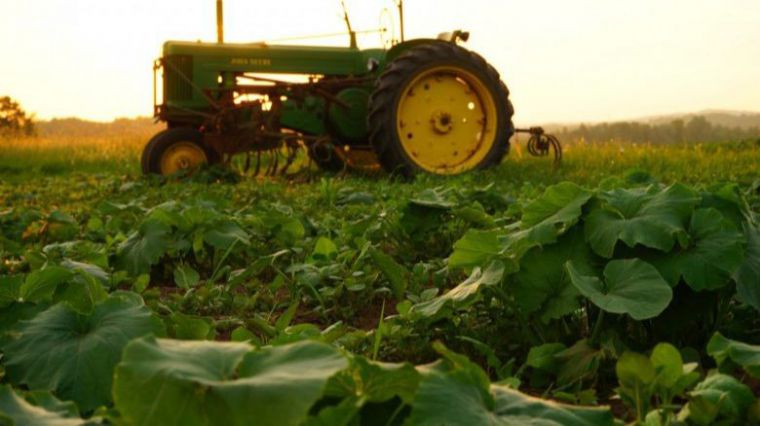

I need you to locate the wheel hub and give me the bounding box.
[395,66,498,174]
[160,142,208,175]
[431,111,454,134]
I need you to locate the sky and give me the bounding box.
[1,0,758,124]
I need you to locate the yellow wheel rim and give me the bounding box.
[396,66,499,174]
[160,142,208,175]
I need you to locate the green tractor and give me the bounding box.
[144,1,550,177]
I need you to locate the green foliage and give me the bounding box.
[3,293,165,412]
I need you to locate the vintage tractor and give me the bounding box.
[143,1,559,177]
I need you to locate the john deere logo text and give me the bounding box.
[230,58,272,66]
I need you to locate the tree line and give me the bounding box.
[552,116,760,144]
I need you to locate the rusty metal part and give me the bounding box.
[514,127,563,165]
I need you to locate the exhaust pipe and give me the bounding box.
[216,0,224,43]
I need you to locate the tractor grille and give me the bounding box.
[164,55,193,102]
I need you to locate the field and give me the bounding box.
[1,133,759,425]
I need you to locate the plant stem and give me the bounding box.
[589,309,605,347]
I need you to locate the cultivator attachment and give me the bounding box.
[514,127,563,165]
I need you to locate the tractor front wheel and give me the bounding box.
[141,128,220,176]
[368,41,514,176]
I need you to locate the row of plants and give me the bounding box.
[0,172,758,424]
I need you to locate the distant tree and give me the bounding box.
[0,96,36,137]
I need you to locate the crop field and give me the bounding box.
[0,135,759,425]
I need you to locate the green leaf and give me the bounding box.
[407,343,613,425]
[448,229,501,270]
[526,343,567,373]
[410,188,456,209]
[3,293,165,412]
[652,208,745,290]
[115,220,171,276]
[169,312,216,340]
[584,184,698,258]
[312,237,338,260]
[20,266,73,303]
[491,384,615,425]
[204,221,250,249]
[514,228,596,322]
[735,224,760,311]
[650,343,683,389]
[326,355,420,404]
[411,261,504,320]
[566,259,672,320]
[368,248,408,300]
[707,332,760,378]
[521,182,593,245]
[0,385,85,426]
[616,352,656,419]
[0,275,24,307]
[173,264,200,289]
[681,374,755,425]
[114,338,347,426]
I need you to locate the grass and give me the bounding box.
[1,134,758,204]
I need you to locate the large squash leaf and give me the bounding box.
[513,228,597,322]
[407,343,614,426]
[652,208,745,290]
[3,293,165,412]
[114,219,171,276]
[707,332,760,378]
[448,229,502,269]
[566,259,672,320]
[410,261,505,320]
[584,184,698,258]
[520,182,593,245]
[735,224,760,311]
[0,385,85,426]
[113,338,347,426]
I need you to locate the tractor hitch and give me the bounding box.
[514,127,563,165]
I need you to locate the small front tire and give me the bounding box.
[141,128,219,176]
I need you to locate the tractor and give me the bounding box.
[143,1,559,177]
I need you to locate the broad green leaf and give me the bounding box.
[0,275,24,307]
[521,182,593,245]
[368,248,408,300]
[707,332,760,378]
[114,338,347,426]
[169,312,216,340]
[616,352,656,419]
[735,224,760,311]
[312,236,338,260]
[566,259,672,320]
[20,266,73,303]
[115,219,171,276]
[173,264,200,289]
[204,221,250,249]
[411,261,505,320]
[0,385,85,426]
[555,339,603,386]
[54,269,108,313]
[409,188,456,209]
[491,384,614,425]
[680,374,755,425]
[3,293,165,412]
[526,343,567,373]
[584,184,698,258]
[650,343,683,389]
[408,343,613,426]
[514,228,596,322]
[326,355,420,405]
[651,208,745,290]
[448,229,501,269]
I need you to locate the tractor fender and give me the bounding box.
[385,39,445,64]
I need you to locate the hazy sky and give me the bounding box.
[1,0,758,123]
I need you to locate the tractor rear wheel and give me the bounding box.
[141,128,219,176]
[368,42,514,176]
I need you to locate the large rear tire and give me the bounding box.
[368,41,514,176]
[141,128,220,176]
